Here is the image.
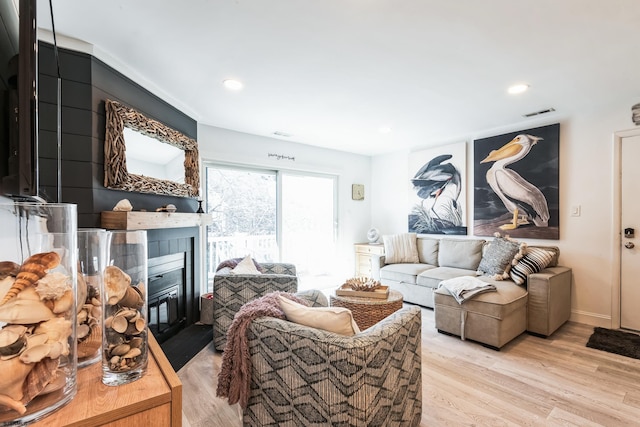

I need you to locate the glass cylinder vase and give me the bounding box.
[0,202,78,426]
[76,229,108,368]
[102,230,148,386]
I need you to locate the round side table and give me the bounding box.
[330,289,403,330]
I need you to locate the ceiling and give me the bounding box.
[35,0,640,156]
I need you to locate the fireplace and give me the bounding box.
[148,253,186,343]
[100,214,208,344]
[146,226,202,344]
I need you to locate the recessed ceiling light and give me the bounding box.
[378,126,392,134]
[508,84,529,95]
[223,79,243,90]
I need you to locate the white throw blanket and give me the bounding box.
[438,276,497,304]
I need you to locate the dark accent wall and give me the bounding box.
[38,41,199,227]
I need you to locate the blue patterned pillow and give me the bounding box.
[509,247,555,285]
[477,235,524,280]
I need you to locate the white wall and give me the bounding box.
[371,101,636,328]
[197,124,372,278]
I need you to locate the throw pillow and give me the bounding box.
[217,256,264,273]
[383,233,420,264]
[230,255,263,275]
[278,295,361,336]
[509,247,555,286]
[477,234,525,280]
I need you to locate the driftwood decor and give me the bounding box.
[104,99,199,197]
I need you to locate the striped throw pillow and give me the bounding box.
[509,247,555,285]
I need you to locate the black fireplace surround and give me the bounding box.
[146,227,200,344]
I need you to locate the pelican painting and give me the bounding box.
[481,134,549,230]
[408,143,467,235]
[473,123,560,240]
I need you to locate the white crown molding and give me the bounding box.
[37,28,201,123]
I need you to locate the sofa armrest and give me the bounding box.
[245,307,422,426]
[527,266,572,336]
[370,254,386,280]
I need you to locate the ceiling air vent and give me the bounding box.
[522,108,556,118]
[273,131,292,137]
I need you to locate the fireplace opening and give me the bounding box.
[148,253,187,343]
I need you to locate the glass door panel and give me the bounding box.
[281,173,338,290]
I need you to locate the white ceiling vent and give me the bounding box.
[522,108,556,118]
[273,131,292,137]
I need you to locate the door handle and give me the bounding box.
[625,242,635,249]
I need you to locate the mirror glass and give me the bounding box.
[123,127,186,183]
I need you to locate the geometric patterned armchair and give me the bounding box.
[243,304,423,426]
[212,262,298,351]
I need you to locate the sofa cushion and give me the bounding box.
[437,239,485,270]
[477,235,524,279]
[383,233,420,264]
[381,263,435,285]
[417,237,439,266]
[278,295,360,336]
[434,279,528,319]
[417,266,479,289]
[509,247,555,285]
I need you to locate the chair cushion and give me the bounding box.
[278,295,360,336]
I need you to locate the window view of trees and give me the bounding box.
[205,167,278,281]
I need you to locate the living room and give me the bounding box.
[1,0,640,426]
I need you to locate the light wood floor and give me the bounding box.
[178,305,640,426]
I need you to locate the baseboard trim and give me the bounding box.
[570,309,612,328]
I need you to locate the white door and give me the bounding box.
[621,134,640,331]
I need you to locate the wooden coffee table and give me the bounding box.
[330,289,403,330]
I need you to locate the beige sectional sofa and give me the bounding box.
[371,235,572,349]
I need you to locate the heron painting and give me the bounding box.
[408,142,467,235]
[474,123,560,240]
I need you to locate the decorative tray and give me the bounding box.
[336,284,390,299]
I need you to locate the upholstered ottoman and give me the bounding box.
[434,280,527,349]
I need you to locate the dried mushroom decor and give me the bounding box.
[104,99,200,197]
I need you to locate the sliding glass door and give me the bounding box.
[204,165,337,291]
[281,173,337,289]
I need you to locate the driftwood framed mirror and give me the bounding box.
[104,99,199,197]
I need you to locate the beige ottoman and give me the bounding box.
[434,280,527,349]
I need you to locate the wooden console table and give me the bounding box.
[33,333,182,427]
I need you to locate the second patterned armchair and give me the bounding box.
[212,262,298,351]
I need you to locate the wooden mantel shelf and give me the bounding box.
[101,211,213,230]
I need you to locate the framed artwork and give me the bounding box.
[408,142,467,235]
[473,123,560,239]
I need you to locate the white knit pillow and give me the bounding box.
[230,255,262,275]
[383,233,420,264]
